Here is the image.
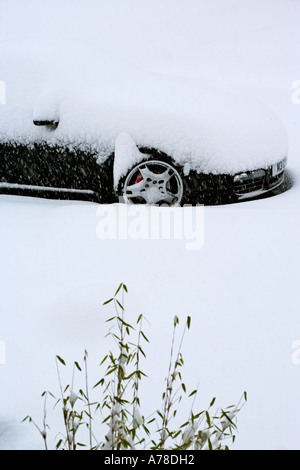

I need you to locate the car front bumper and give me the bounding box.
[233,158,287,200]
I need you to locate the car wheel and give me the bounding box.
[121,159,184,206]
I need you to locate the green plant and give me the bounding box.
[24,283,246,450]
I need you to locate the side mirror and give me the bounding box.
[33,88,60,130]
[33,119,59,129]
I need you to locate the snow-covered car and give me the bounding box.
[0,54,288,206]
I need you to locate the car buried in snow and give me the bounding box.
[0,60,288,206]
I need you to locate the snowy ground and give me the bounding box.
[1,0,300,450]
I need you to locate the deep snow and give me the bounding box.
[0,0,300,450]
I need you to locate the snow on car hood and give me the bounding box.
[0,42,288,178]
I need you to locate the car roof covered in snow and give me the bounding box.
[0,43,288,176]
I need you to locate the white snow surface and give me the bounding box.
[114,132,148,188]
[0,0,300,451]
[0,3,288,177]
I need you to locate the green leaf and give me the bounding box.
[147,418,155,424]
[105,365,118,376]
[116,299,125,311]
[117,317,132,328]
[210,397,216,407]
[180,420,190,428]
[114,283,123,297]
[84,410,92,419]
[124,371,136,380]
[187,316,191,329]
[100,355,108,366]
[244,391,247,402]
[221,410,236,427]
[79,389,88,400]
[74,361,81,371]
[192,411,204,420]
[53,398,61,409]
[103,298,114,306]
[56,439,63,449]
[143,424,150,436]
[22,416,30,423]
[56,355,66,366]
[121,438,132,449]
[141,331,149,343]
[105,316,115,322]
[189,389,197,397]
[93,378,104,388]
[138,345,146,358]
